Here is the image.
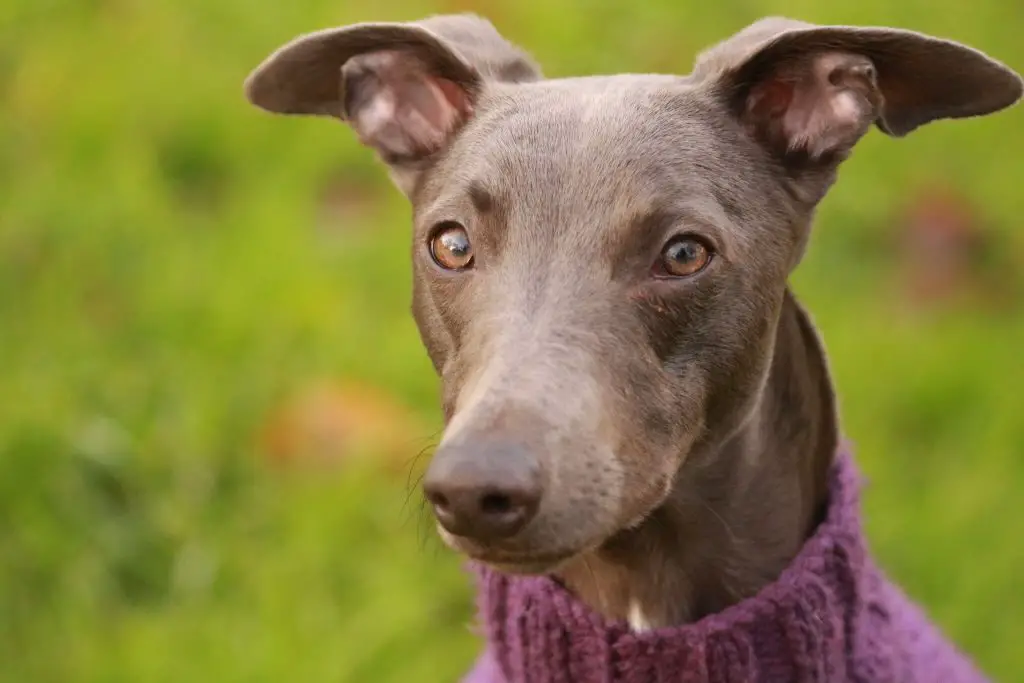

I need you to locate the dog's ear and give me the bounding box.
[245,14,540,193]
[694,18,1021,170]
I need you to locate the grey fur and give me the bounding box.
[246,14,1021,627]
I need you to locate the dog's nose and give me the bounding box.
[423,441,542,541]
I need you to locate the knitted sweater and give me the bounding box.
[461,449,988,683]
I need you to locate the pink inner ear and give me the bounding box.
[346,50,473,160]
[744,52,880,160]
[748,79,796,120]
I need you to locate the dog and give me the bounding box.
[245,14,1021,682]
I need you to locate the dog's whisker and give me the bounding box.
[404,441,437,493]
[415,498,438,553]
[401,468,428,515]
[401,441,437,520]
[581,556,609,616]
[699,499,741,547]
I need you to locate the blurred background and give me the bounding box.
[1,0,1022,681]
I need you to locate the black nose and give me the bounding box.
[423,441,542,541]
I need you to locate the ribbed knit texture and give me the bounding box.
[461,448,989,682]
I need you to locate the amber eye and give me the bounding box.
[655,236,712,278]
[429,222,474,271]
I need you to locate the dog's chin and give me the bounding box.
[436,526,580,575]
[486,556,572,575]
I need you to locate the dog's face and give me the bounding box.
[246,15,1021,572]
[404,79,802,568]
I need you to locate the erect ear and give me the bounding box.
[694,17,1022,166]
[244,14,541,193]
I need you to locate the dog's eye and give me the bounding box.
[429,222,474,271]
[655,236,712,278]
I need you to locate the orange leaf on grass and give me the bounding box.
[260,381,434,475]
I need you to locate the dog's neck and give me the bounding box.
[556,289,838,628]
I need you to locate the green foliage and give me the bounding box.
[1,0,1021,680]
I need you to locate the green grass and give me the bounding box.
[1,0,1021,681]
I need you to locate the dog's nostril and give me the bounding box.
[422,442,542,540]
[480,492,513,515]
[423,481,539,540]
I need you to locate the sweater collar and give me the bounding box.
[471,447,878,683]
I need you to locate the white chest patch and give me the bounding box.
[627,600,653,632]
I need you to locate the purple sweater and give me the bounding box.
[461,449,988,683]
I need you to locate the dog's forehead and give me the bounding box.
[420,75,783,255]
[429,76,738,203]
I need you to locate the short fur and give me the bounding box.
[245,14,1021,631]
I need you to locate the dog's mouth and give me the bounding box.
[465,548,577,575]
[437,527,578,574]
[431,493,668,576]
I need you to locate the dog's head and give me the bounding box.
[246,15,1020,572]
